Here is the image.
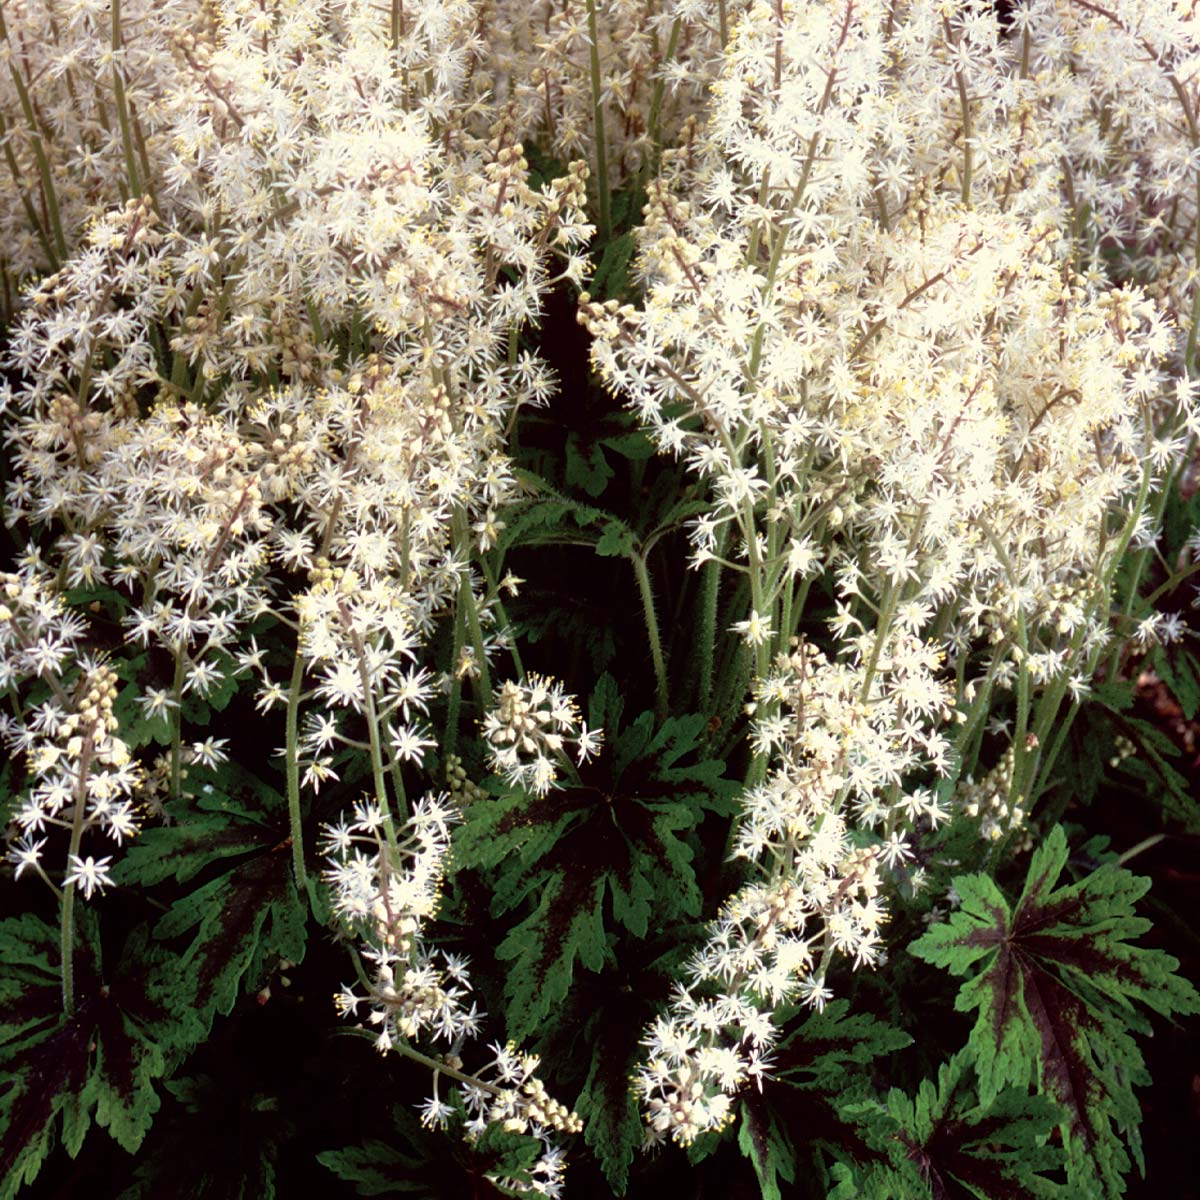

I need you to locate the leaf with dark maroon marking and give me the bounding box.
[774,998,912,1086]
[112,771,309,1031]
[738,1091,797,1200]
[0,913,194,1200]
[724,1000,913,1187]
[573,1001,645,1196]
[455,696,736,1043]
[839,1052,1068,1199]
[911,826,1200,1198]
[319,1102,545,1198]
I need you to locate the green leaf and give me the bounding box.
[775,999,912,1091]
[113,774,308,1030]
[911,826,1200,1197]
[499,471,612,553]
[565,431,615,497]
[588,672,625,735]
[575,1010,645,1195]
[746,1000,912,1188]
[601,429,656,462]
[738,1093,796,1200]
[0,916,191,1199]
[851,1052,1069,1199]
[595,520,637,558]
[591,230,635,300]
[1151,644,1200,722]
[319,1105,545,1198]
[1107,705,1200,830]
[317,1142,428,1196]
[118,1073,290,1200]
[496,870,609,1039]
[455,702,736,1042]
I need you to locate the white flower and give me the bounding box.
[138,687,179,719]
[417,1095,454,1129]
[391,723,437,764]
[64,854,114,900]
[8,835,46,881]
[730,610,774,647]
[575,720,604,764]
[188,737,230,768]
[797,975,833,1012]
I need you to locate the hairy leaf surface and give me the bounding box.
[112,768,308,1030]
[840,1052,1068,1199]
[0,915,194,1199]
[455,683,736,1043]
[910,826,1200,1196]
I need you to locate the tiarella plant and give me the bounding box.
[0,1,1197,1198]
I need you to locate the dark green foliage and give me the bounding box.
[590,232,635,301]
[451,677,738,1191]
[319,1105,549,1198]
[911,826,1200,1197]
[564,430,616,498]
[1150,643,1200,722]
[454,678,737,1044]
[117,1074,290,1200]
[319,1139,430,1196]
[574,1014,644,1196]
[112,768,309,1031]
[0,914,195,1199]
[737,1094,796,1200]
[836,1052,1069,1200]
[773,997,913,1088]
[725,1000,913,1197]
[1108,707,1199,831]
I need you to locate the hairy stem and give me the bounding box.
[284,647,308,891]
[630,550,669,722]
[61,735,94,1016]
[585,0,611,241]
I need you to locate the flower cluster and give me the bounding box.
[0,570,142,896]
[0,0,186,293]
[1,0,592,817]
[635,638,950,1144]
[323,795,580,1195]
[1,0,592,1167]
[492,0,742,194]
[482,674,602,795]
[325,793,479,1048]
[585,0,1200,1143]
[0,0,1198,1186]
[953,744,1031,845]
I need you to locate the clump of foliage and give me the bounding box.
[1,1,1198,1198]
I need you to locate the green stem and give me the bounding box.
[61,736,94,1016]
[0,7,67,263]
[630,551,668,722]
[284,648,308,891]
[452,512,493,706]
[0,109,56,267]
[479,556,525,678]
[1117,833,1166,867]
[343,612,398,848]
[444,601,466,756]
[585,0,611,241]
[696,556,722,711]
[644,16,682,178]
[1103,451,1161,681]
[168,647,186,799]
[390,1038,502,1096]
[111,0,142,198]
[458,572,492,707]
